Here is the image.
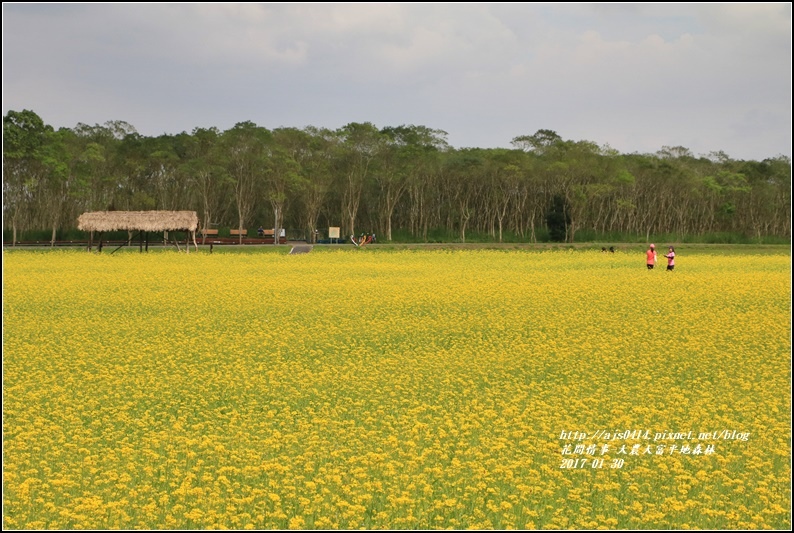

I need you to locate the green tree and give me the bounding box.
[545,194,569,242]
[295,127,336,243]
[221,122,271,243]
[399,127,447,241]
[3,110,52,244]
[37,127,86,245]
[183,127,231,243]
[377,125,448,241]
[71,121,137,213]
[443,149,484,242]
[269,128,308,245]
[511,129,563,155]
[335,122,383,238]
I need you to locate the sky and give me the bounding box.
[2,3,792,161]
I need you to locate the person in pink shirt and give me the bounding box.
[646,244,657,269]
[664,246,676,271]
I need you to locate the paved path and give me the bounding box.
[289,245,313,255]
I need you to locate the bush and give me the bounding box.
[545,195,569,242]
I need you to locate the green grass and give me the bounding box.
[5,242,791,257]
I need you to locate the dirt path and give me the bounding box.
[289,245,313,254]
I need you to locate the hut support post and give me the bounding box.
[145,232,149,252]
[139,231,143,253]
[98,233,103,253]
[192,231,198,252]
[88,231,93,252]
[173,236,182,252]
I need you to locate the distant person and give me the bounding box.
[601,247,607,253]
[664,246,676,271]
[609,246,615,253]
[646,244,657,270]
[257,226,265,237]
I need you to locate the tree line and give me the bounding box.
[3,109,791,245]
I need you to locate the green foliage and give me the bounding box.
[3,110,791,246]
[545,195,569,242]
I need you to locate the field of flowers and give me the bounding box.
[3,247,791,529]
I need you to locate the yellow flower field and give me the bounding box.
[3,248,791,530]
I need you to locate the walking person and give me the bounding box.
[664,246,676,271]
[646,244,657,270]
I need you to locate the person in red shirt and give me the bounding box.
[664,246,676,271]
[646,244,657,269]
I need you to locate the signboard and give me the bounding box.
[328,227,340,239]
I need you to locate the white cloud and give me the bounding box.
[698,3,791,35]
[2,3,790,159]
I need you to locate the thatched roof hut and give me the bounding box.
[78,211,199,232]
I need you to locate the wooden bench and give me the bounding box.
[259,229,275,237]
[230,229,248,236]
[199,229,219,237]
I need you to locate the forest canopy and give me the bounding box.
[3,109,791,244]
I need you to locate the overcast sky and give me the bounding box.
[3,3,791,161]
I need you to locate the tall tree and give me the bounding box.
[37,127,86,245]
[270,128,312,244]
[335,122,383,238]
[183,127,230,242]
[221,122,271,243]
[443,149,484,242]
[3,110,52,245]
[379,125,448,241]
[148,134,189,211]
[480,149,523,243]
[113,132,157,210]
[296,127,336,243]
[68,121,138,214]
[512,129,563,155]
[401,128,447,241]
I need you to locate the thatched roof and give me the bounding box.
[77,211,199,232]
